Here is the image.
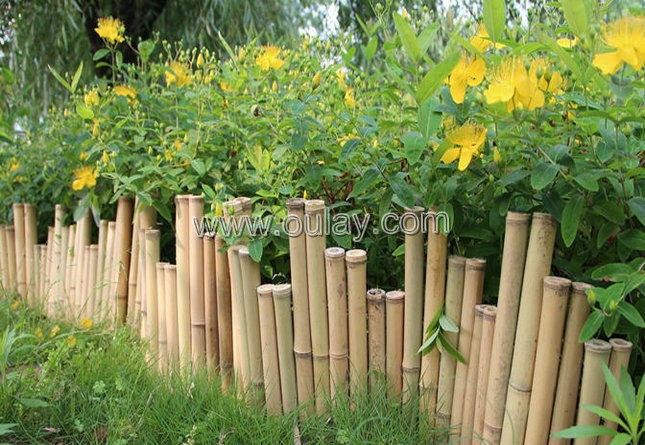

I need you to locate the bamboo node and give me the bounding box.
[508,381,532,393]
[330,351,349,359]
[293,350,313,359]
[402,365,421,372]
[313,354,329,361]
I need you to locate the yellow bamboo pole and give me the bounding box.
[0,226,8,289]
[525,277,572,445]
[136,204,157,331]
[164,264,179,368]
[33,245,43,308]
[136,228,147,336]
[156,261,169,370]
[500,213,557,445]
[257,284,282,415]
[239,246,263,402]
[101,222,116,324]
[346,249,367,395]
[74,211,92,319]
[367,288,386,388]
[13,203,26,297]
[126,200,140,326]
[461,304,486,442]
[189,195,206,367]
[326,247,348,401]
[24,204,37,304]
[64,224,76,312]
[228,243,249,389]
[94,221,108,323]
[51,205,65,317]
[385,290,405,400]
[114,196,133,325]
[80,244,91,319]
[144,230,160,359]
[203,236,219,373]
[58,227,69,317]
[473,305,497,439]
[43,227,54,313]
[215,235,233,390]
[5,227,17,293]
[597,339,632,445]
[483,212,531,445]
[38,243,48,305]
[436,256,466,427]
[273,284,298,413]
[175,195,192,372]
[86,245,98,320]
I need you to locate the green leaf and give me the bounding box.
[591,263,633,281]
[191,159,206,177]
[551,425,617,439]
[561,0,588,37]
[439,314,459,333]
[627,197,645,225]
[609,434,633,445]
[578,311,604,342]
[247,238,263,262]
[339,138,360,163]
[418,329,439,355]
[137,40,155,63]
[574,173,599,192]
[18,398,49,408]
[349,167,380,198]
[483,0,506,42]
[392,243,405,257]
[70,62,83,93]
[416,53,461,104]
[418,99,441,138]
[437,331,466,363]
[594,200,625,225]
[578,404,626,427]
[531,162,559,190]
[402,131,426,165]
[617,302,645,328]
[48,65,72,93]
[389,175,416,208]
[500,169,530,187]
[601,363,629,420]
[617,230,645,251]
[427,303,445,333]
[418,24,439,54]
[393,13,421,62]
[76,103,94,120]
[93,48,110,61]
[561,195,585,247]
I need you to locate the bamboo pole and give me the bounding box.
[402,206,425,403]
[286,198,314,410]
[483,212,531,445]
[525,277,572,445]
[13,203,26,297]
[86,245,98,320]
[43,227,54,313]
[126,201,140,326]
[135,204,157,330]
[436,256,466,427]
[51,205,65,317]
[597,339,633,445]
[0,226,8,289]
[188,195,206,367]
[451,258,486,427]
[144,230,160,359]
[273,284,298,413]
[461,304,486,442]
[500,212,557,445]
[549,282,593,445]
[203,236,219,373]
[346,249,367,395]
[258,284,282,415]
[367,288,386,387]
[113,196,133,325]
[164,264,179,368]
[137,228,147,336]
[101,222,116,324]
[38,243,48,305]
[74,211,92,319]
[5,227,17,293]
[94,221,108,323]
[228,244,249,389]
[175,195,192,372]
[473,305,497,439]
[420,225,447,412]
[58,227,69,317]
[326,247,348,400]
[80,244,91,319]
[156,262,168,369]
[24,204,37,304]
[385,290,405,399]
[215,235,233,390]
[239,246,263,401]
[304,199,329,415]
[33,245,43,308]
[64,224,76,312]
[575,339,612,445]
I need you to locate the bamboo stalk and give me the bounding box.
[436,256,467,427]
[86,245,98,320]
[80,244,91,319]
[239,246,263,402]
[461,304,486,442]
[575,340,612,445]
[215,236,233,390]
[13,203,26,297]
[473,305,497,439]
[346,249,367,395]
[549,282,593,445]
[100,222,115,323]
[385,290,405,399]
[144,230,160,359]
[137,228,147,337]
[273,284,298,414]
[500,213,557,445]
[43,227,54,313]
[126,200,140,326]
[113,196,133,325]
[0,226,8,289]
[38,244,48,306]
[33,245,43,308]
[367,288,386,388]
[64,224,76,312]
[164,264,179,368]
[156,262,169,369]
[74,211,91,319]
[203,235,219,373]
[451,258,486,427]
[51,205,65,317]
[257,284,282,415]
[5,227,17,293]
[188,195,206,367]
[175,195,192,372]
[326,247,348,401]
[94,221,108,323]
[420,225,447,413]
[58,227,69,317]
[135,204,157,330]
[483,212,531,445]
[286,198,314,411]
[228,244,249,389]
[525,277,572,445]
[402,206,425,403]
[304,199,329,415]
[597,339,633,445]
[24,204,37,304]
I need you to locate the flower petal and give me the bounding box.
[484,82,515,104]
[440,147,461,165]
[593,51,623,75]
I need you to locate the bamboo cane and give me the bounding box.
[461,304,486,442]
[113,196,133,325]
[575,339,612,445]
[74,211,92,319]
[549,282,593,445]
[473,305,497,440]
[38,243,48,305]
[188,195,206,367]
[304,199,329,415]
[525,277,572,445]
[13,203,26,297]
[228,243,249,389]
[86,245,98,320]
[286,198,314,411]
[326,247,348,401]
[144,230,160,360]
[137,228,147,336]
[50,205,65,317]
[257,284,282,415]
[483,212,531,445]
[5,227,17,293]
[33,245,43,309]
[436,256,467,427]
[451,258,486,427]
[164,264,179,368]
[64,224,76,312]
[239,246,263,402]
[24,204,37,304]
[215,235,233,390]
[402,206,425,403]
[597,339,633,445]
[94,221,108,323]
[126,200,140,326]
[203,235,219,373]
[0,226,8,289]
[135,204,157,330]
[420,225,447,413]
[273,284,298,413]
[58,227,69,317]
[101,222,116,324]
[156,262,168,369]
[43,227,54,312]
[175,195,192,372]
[346,249,367,395]
[80,244,91,319]
[500,212,557,445]
[367,288,386,388]
[385,290,405,399]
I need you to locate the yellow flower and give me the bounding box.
[220,81,234,93]
[493,146,501,163]
[173,139,183,151]
[196,53,205,67]
[303,190,308,200]
[446,54,486,104]
[593,16,645,74]
[102,150,110,164]
[470,24,505,53]
[72,166,98,191]
[313,72,321,87]
[336,68,346,87]
[113,85,137,101]
[92,118,100,137]
[557,36,579,49]
[372,138,379,148]
[255,46,285,71]
[484,58,544,112]
[49,325,60,337]
[271,81,278,92]
[80,318,93,329]
[337,133,359,147]
[165,61,192,87]
[215,202,223,217]
[95,17,125,45]
[400,7,410,20]
[84,90,99,107]
[35,328,44,340]
[344,87,356,107]
[67,336,77,347]
[441,123,487,171]
[530,58,564,94]
[9,160,19,172]
[79,151,88,161]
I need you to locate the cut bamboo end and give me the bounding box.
[239,246,263,396]
[273,284,298,414]
[346,248,367,394]
[367,288,386,387]
[163,264,180,368]
[598,339,633,445]
[257,283,282,415]
[385,290,405,400]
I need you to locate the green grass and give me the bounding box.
[0,294,449,444]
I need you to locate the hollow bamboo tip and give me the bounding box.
[543,276,572,291]
[236,197,252,212]
[532,212,556,226]
[465,257,486,271]
[257,284,274,298]
[214,236,225,248]
[90,245,98,251]
[608,338,632,352]
[189,195,204,204]
[346,249,367,265]
[475,304,488,318]
[448,255,467,268]
[145,229,160,240]
[100,219,109,229]
[286,198,305,210]
[163,264,177,272]
[13,203,24,210]
[325,247,345,259]
[156,262,168,271]
[118,195,133,205]
[108,221,116,229]
[572,282,593,296]
[367,288,386,303]
[480,304,498,321]
[506,211,531,224]
[174,194,191,205]
[403,206,424,215]
[584,339,612,354]
[304,199,325,214]
[273,283,292,299]
[385,290,404,302]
